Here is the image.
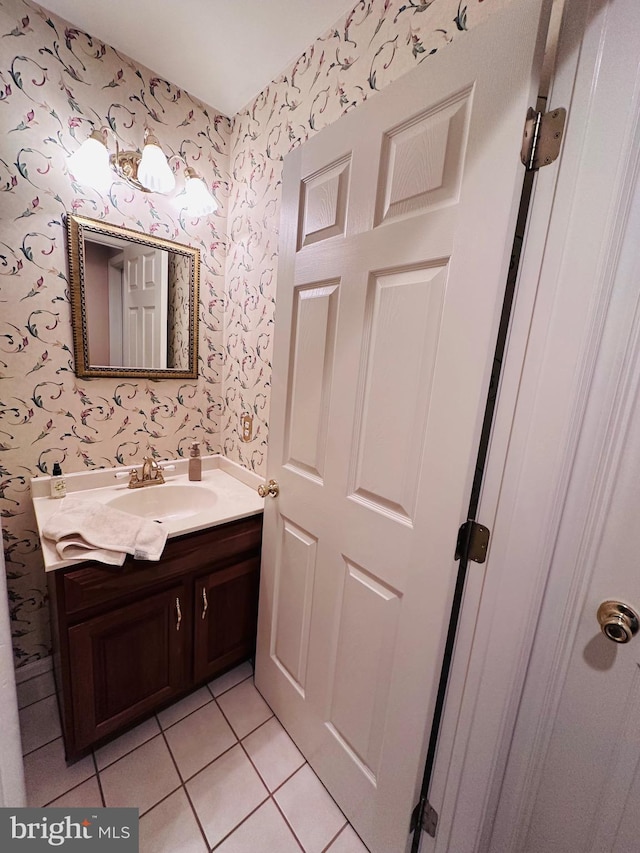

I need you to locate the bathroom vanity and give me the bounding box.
[31,457,264,762]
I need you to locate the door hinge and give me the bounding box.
[521,106,566,171]
[411,796,439,838]
[455,519,490,564]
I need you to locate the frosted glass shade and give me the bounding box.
[68,134,112,192]
[137,142,175,193]
[184,174,217,217]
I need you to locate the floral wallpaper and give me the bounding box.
[0,0,230,667]
[1,0,513,669]
[167,253,191,370]
[222,0,511,471]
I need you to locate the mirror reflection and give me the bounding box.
[66,214,200,379]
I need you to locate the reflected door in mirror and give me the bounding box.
[120,245,168,369]
[86,242,169,369]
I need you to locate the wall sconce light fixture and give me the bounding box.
[183,167,217,217]
[68,127,217,218]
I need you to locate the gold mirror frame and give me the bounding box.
[66,213,200,379]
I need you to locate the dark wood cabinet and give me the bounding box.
[193,556,260,683]
[48,514,262,762]
[67,584,188,752]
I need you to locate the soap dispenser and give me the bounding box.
[188,442,201,481]
[50,462,66,498]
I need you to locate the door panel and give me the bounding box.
[299,156,350,248]
[376,85,472,224]
[327,558,400,780]
[272,517,317,694]
[352,263,446,520]
[257,2,549,851]
[285,281,339,480]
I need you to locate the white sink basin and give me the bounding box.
[106,483,215,522]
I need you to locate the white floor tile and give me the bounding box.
[95,716,160,770]
[327,825,371,853]
[48,776,104,809]
[164,700,236,781]
[24,738,94,807]
[217,679,272,739]
[214,799,302,853]
[17,671,56,710]
[242,717,305,792]
[99,735,180,815]
[275,765,346,853]
[209,661,253,697]
[19,694,61,754]
[157,687,213,730]
[187,744,268,849]
[20,668,369,853]
[140,789,208,853]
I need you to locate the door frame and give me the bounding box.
[421,0,640,850]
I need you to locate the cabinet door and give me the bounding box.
[193,557,260,683]
[68,584,188,752]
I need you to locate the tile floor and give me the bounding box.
[17,662,370,853]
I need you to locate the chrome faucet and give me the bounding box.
[128,456,165,489]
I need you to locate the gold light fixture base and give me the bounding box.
[109,150,149,193]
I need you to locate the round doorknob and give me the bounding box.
[597,600,639,644]
[258,479,279,498]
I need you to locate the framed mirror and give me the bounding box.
[65,214,200,379]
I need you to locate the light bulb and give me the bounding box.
[68,130,112,192]
[137,133,175,193]
[184,168,217,217]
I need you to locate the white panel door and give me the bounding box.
[256,2,550,851]
[122,245,168,368]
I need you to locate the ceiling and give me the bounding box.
[36,0,354,117]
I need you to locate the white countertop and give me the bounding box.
[31,455,264,572]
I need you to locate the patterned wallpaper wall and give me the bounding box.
[223,0,511,471]
[0,0,230,666]
[1,0,512,669]
[167,253,192,370]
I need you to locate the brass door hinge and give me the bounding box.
[411,796,438,838]
[521,107,566,171]
[455,520,490,564]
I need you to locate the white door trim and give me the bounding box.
[420,0,640,850]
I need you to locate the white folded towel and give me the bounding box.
[42,497,168,565]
